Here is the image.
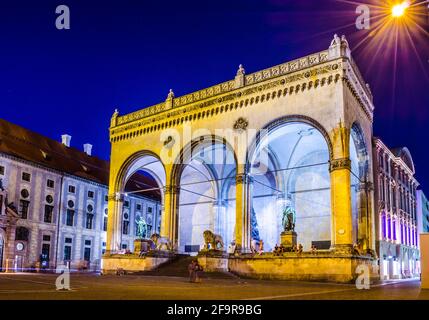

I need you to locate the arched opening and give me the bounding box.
[248,121,332,252]
[173,137,237,255]
[115,153,165,251]
[350,123,370,248]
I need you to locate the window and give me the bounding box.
[67,200,74,208]
[121,244,127,249]
[65,237,72,244]
[22,172,31,182]
[64,245,72,261]
[0,165,4,175]
[84,240,91,246]
[43,235,51,242]
[66,209,74,226]
[105,195,109,202]
[44,205,54,223]
[122,220,129,235]
[15,227,29,241]
[124,201,130,208]
[86,213,94,229]
[88,191,94,198]
[84,247,91,262]
[46,195,54,204]
[21,189,29,199]
[68,185,76,194]
[47,179,54,188]
[103,216,108,231]
[41,243,50,261]
[147,207,153,214]
[19,200,30,219]
[102,242,106,247]
[136,204,142,211]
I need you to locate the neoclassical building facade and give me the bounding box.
[373,138,420,279]
[104,35,383,282]
[0,119,161,272]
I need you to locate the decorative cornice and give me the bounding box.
[113,50,331,128]
[329,158,352,172]
[110,63,342,142]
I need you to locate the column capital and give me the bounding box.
[236,173,253,185]
[329,158,351,172]
[108,193,124,202]
[164,185,180,195]
[359,181,374,192]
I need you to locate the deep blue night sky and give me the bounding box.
[0,1,428,190]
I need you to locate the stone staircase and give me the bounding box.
[140,255,238,279]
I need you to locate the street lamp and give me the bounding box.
[392,1,410,17]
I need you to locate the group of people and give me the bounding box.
[273,243,307,255]
[188,260,204,283]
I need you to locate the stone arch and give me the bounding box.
[115,150,166,200]
[171,135,238,254]
[350,121,371,249]
[246,115,334,165]
[246,116,332,251]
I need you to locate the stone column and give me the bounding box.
[329,122,355,254]
[161,185,180,249]
[235,165,252,253]
[106,193,123,254]
[330,157,353,253]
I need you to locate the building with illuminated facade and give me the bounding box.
[0,119,161,272]
[103,35,383,282]
[417,189,429,234]
[373,138,420,279]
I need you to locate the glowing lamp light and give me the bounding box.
[392,2,410,17]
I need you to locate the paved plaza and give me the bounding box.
[0,273,428,300]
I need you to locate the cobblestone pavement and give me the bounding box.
[0,273,428,300]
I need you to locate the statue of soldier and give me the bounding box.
[282,198,296,232]
[135,216,148,239]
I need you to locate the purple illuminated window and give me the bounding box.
[381,214,387,239]
[392,220,397,241]
[387,217,392,240]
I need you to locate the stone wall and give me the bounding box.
[101,255,170,274]
[199,252,378,283]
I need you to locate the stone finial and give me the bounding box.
[167,89,175,100]
[235,64,246,88]
[330,34,341,47]
[328,34,351,59]
[340,35,350,49]
[111,108,119,128]
[237,64,246,76]
[166,89,175,109]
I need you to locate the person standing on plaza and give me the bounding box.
[188,260,197,282]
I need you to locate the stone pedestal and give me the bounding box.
[134,239,143,254]
[134,239,152,254]
[280,231,297,249]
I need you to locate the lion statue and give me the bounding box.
[203,230,224,251]
[150,233,172,251]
